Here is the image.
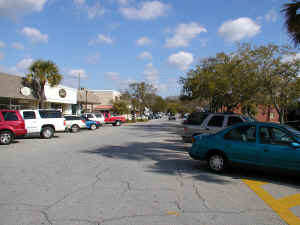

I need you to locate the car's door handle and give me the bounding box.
[263,149,269,152]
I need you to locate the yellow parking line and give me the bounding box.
[166,211,180,216]
[243,179,300,225]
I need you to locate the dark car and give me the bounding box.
[0,110,27,145]
[169,114,176,120]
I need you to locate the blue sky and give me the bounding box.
[0,0,294,96]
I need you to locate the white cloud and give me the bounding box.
[73,0,85,6]
[0,57,34,75]
[22,27,48,43]
[218,17,260,42]
[0,52,4,60]
[89,34,113,45]
[117,0,129,5]
[68,69,87,78]
[0,0,47,19]
[136,37,152,46]
[282,53,300,63]
[16,57,34,72]
[265,9,278,23]
[138,51,152,60]
[87,3,105,19]
[168,51,194,71]
[165,22,207,48]
[143,63,168,92]
[144,63,159,82]
[85,52,100,64]
[106,72,120,81]
[0,40,6,48]
[73,0,105,19]
[120,1,170,20]
[12,42,25,50]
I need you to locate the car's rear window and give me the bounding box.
[2,111,19,121]
[39,110,62,118]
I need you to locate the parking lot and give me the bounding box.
[1,119,300,225]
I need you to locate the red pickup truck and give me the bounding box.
[103,112,126,126]
[0,110,27,145]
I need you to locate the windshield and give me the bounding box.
[282,125,300,138]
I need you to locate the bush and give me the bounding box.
[125,119,136,123]
[136,119,149,122]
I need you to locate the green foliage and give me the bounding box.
[126,82,157,113]
[111,101,129,115]
[149,95,167,113]
[180,43,300,123]
[26,60,62,108]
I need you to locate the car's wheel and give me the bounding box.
[0,131,13,145]
[90,124,97,130]
[207,153,227,173]
[41,126,54,139]
[115,121,121,126]
[71,124,80,133]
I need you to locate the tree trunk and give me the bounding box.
[40,83,45,109]
[279,110,285,124]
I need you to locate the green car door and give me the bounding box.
[258,125,300,170]
[223,125,260,165]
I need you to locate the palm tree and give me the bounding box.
[26,60,62,108]
[282,0,300,47]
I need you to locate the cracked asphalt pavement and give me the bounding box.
[0,119,297,225]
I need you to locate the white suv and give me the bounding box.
[81,113,105,125]
[64,115,86,132]
[19,109,66,138]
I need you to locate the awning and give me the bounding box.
[94,105,113,110]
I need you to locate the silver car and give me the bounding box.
[181,112,255,143]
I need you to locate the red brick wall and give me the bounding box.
[232,105,279,123]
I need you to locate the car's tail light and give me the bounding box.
[64,120,66,126]
[82,120,85,123]
[192,137,195,143]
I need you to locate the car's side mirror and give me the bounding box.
[290,142,300,148]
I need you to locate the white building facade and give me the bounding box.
[44,84,77,114]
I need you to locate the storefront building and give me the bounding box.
[76,89,101,114]
[0,72,77,114]
[91,90,121,112]
[0,72,37,109]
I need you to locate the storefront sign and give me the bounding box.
[59,89,66,98]
[44,84,77,104]
[20,87,31,96]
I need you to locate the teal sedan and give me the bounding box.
[189,122,300,172]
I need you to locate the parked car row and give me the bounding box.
[0,109,126,145]
[148,113,163,120]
